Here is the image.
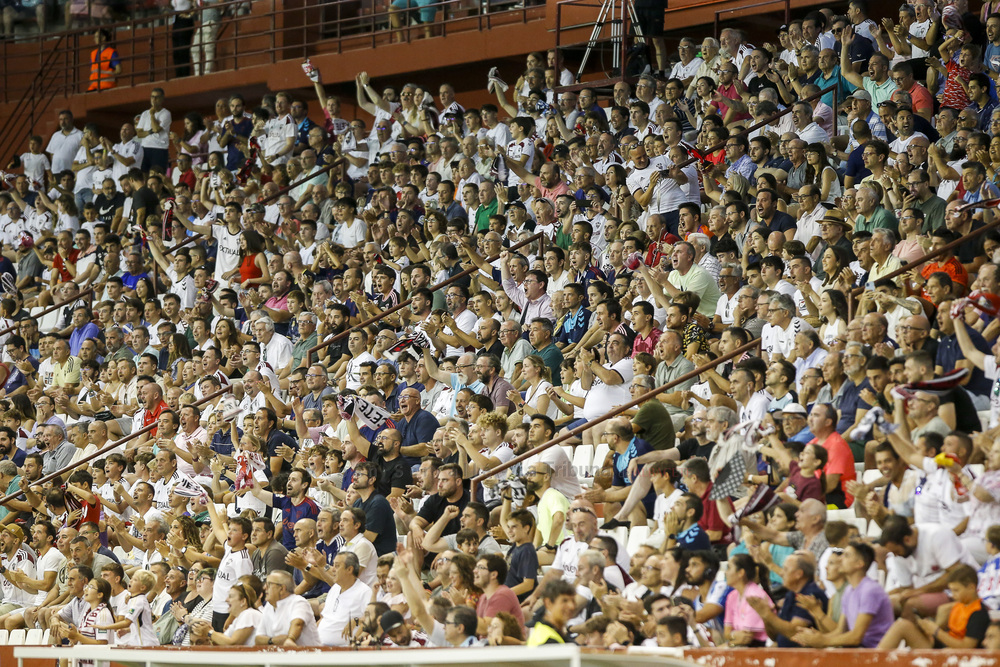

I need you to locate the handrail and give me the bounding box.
[675,83,839,171]
[0,383,234,508]
[0,0,539,106]
[844,203,1000,320]
[259,160,341,206]
[305,231,546,365]
[471,338,761,488]
[0,286,95,339]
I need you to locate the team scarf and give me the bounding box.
[236,137,260,186]
[384,329,432,362]
[235,449,267,491]
[171,471,207,499]
[337,395,395,432]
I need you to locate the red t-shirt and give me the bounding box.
[699,482,734,544]
[53,249,81,282]
[143,399,170,436]
[476,585,525,633]
[811,431,856,506]
[70,497,103,531]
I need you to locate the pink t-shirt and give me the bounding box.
[724,581,773,641]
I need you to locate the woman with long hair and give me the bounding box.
[509,354,558,422]
[64,578,115,647]
[172,111,209,166]
[817,289,849,347]
[167,333,194,386]
[659,547,693,598]
[819,245,854,292]
[803,143,842,203]
[723,553,773,646]
[442,552,482,609]
[228,229,270,290]
[193,582,261,645]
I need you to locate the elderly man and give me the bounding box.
[741,498,830,560]
[647,242,720,318]
[748,551,830,646]
[315,552,371,646]
[257,570,322,647]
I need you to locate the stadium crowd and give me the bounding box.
[2,0,1000,651]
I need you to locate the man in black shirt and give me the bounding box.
[409,463,468,547]
[128,167,159,229]
[351,461,397,556]
[358,428,412,498]
[92,177,125,228]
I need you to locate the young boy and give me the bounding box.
[96,568,157,646]
[504,509,538,601]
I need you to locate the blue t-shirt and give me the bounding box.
[676,523,712,551]
[776,579,828,647]
[277,495,320,551]
[938,331,992,395]
[4,356,38,394]
[836,378,872,436]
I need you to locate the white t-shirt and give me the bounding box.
[261,114,296,165]
[137,108,172,150]
[261,593,321,646]
[261,333,293,371]
[505,138,535,187]
[212,542,253,614]
[0,547,36,607]
[226,607,263,645]
[47,128,83,173]
[117,593,158,647]
[344,351,376,390]
[33,547,67,606]
[317,579,372,646]
[582,357,634,420]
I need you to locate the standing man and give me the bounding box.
[135,88,171,172]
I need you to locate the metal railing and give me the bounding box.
[471,338,761,491]
[0,383,234,509]
[0,0,542,104]
[305,231,546,366]
[0,286,95,339]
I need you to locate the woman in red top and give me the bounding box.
[227,229,270,290]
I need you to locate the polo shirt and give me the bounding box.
[51,356,82,387]
[776,580,828,647]
[534,342,564,385]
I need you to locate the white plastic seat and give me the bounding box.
[827,509,856,523]
[715,561,728,582]
[0,629,9,645]
[40,629,49,645]
[854,462,865,475]
[593,442,611,470]
[24,628,42,645]
[862,469,883,485]
[978,411,991,429]
[849,517,867,535]
[560,445,574,463]
[572,444,594,479]
[37,308,61,334]
[866,520,883,539]
[609,525,628,548]
[627,525,651,554]
[7,628,26,645]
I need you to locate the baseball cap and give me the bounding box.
[850,90,872,102]
[380,609,405,634]
[2,524,25,541]
[782,403,807,416]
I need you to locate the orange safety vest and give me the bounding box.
[88,46,118,91]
